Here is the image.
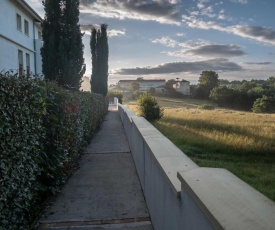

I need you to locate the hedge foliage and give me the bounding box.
[0,72,107,229]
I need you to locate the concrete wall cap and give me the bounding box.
[118,104,136,117]
[178,167,275,230]
[131,116,152,128]
[158,156,199,198]
[144,137,187,159]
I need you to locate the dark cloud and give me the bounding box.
[244,62,272,65]
[115,58,242,75]
[185,44,246,57]
[80,0,181,25]
[235,26,275,45]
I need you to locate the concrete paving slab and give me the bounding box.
[84,112,130,154]
[38,111,152,230]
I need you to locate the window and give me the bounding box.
[16,14,22,31]
[26,53,30,76]
[18,50,23,76]
[24,20,29,35]
[38,31,42,39]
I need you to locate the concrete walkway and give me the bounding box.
[37,111,153,230]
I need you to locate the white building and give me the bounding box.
[0,0,43,76]
[81,76,91,92]
[173,79,191,95]
[118,79,166,91]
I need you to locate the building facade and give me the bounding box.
[118,79,166,91]
[173,79,191,95]
[0,0,43,76]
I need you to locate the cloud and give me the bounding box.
[151,37,246,58]
[80,0,181,25]
[152,37,178,47]
[201,6,216,18]
[231,0,248,4]
[231,26,275,45]
[244,62,272,65]
[24,0,44,17]
[176,33,186,37]
[115,58,242,75]
[80,24,125,37]
[184,44,246,58]
[183,17,275,45]
[108,29,126,37]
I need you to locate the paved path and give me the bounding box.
[38,111,153,230]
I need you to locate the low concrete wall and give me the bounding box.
[118,104,275,230]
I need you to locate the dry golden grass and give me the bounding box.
[126,97,275,201]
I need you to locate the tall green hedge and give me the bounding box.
[0,72,106,229]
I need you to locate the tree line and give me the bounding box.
[41,0,108,95]
[193,71,275,113]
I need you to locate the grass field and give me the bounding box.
[126,97,275,202]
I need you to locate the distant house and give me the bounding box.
[0,0,43,76]
[118,79,166,91]
[81,76,91,92]
[173,79,191,95]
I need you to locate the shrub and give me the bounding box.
[137,93,163,121]
[0,72,106,229]
[198,104,215,110]
[133,90,144,100]
[108,90,123,104]
[252,95,275,113]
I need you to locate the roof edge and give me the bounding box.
[16,0,43,22]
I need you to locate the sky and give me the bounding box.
[26,0,275,85]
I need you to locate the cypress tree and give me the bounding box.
[90,24,109,96]
[59,0,85,89]
[99,24,109,96]
[41,0,62,81]
[90,28,98,92]
[41,0,85,89]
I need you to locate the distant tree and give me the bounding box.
[252,96,275,113]
[165,79,177,89]
[137,77,144,81]
[230,80,242,89]
[108,90,123,104]
[133,90,143,100]
[266,76,275,86]
[219,79,230,85]
[131,82,139,92]
[197,70,219,98]
[265,77,275,92]
[209,86,235,106]
[247,87,266,98]
[91,24,109,96]
[190,84,198,97]
[41,0,62,82]
[148,87,156,95]
[58,0,85,89]
[237,81,257,92]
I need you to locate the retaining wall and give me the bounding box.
[118,104,275,230]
